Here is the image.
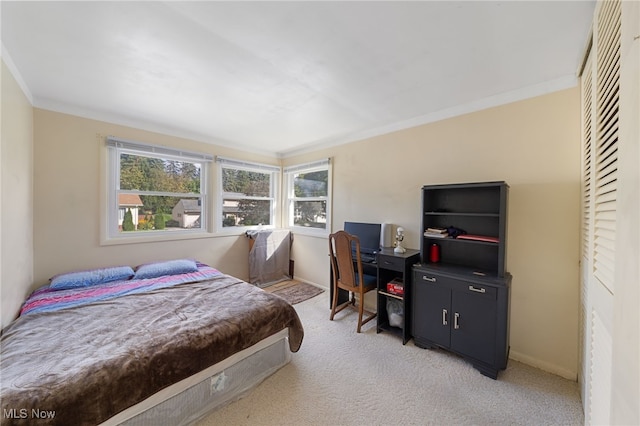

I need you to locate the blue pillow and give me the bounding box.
[134,259,198,280]
[50,266,135,290]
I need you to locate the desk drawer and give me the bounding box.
[377,255,405,272]
[414,271,497,300]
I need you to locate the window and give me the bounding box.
[106,137,212,239]
[217,157,280,229]
[284,159,331,233]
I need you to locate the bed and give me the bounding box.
[0,260,304,425]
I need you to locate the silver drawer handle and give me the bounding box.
[422,276,436,282]
[442,309,448,325]
[468,285,486,293]
[454,312,460,329]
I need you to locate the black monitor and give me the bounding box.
[344,222,381,255]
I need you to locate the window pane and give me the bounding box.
[119,195,202,232]
[222,199,271,227]
[294,200,327,229]
[120,153,201,194]
[294,170,328,197]
[222,168,270,197]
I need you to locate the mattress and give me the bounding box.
[108,329,290,425]
[0,269,303,425]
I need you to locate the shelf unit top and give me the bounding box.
[421,181,508,190]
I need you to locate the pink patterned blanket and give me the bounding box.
[20,263,223,316]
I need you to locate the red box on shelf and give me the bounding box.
[386,278,404,296]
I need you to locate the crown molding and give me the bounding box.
[1,43,34,105]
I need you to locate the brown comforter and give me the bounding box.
[0,274,304,425]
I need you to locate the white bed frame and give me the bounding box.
[102,329,290,426]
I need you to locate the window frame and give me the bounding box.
[284,159,332,236]
[216,156,280,233]
[104,136,212,243]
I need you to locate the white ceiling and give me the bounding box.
[2,1,595,157]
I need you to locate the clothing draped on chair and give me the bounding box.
[247,229,292,288]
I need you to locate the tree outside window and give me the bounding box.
[219,160,278,228]
[107,137,210,239]
[285,160,331,232]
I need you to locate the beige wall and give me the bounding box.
[5,57,582,379]
[31,109,279,291]
[287,88,582,379]
[1,60,34,327]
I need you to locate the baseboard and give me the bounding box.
[509,350,577,381]
[292,276,327,290]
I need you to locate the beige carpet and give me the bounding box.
[197,291,584,426]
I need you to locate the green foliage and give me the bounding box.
[154,209,166,230]
[122,208,135,231]
[293,170,328,227]
[137,215,154,231]
[238,199,270,226]
[223,216,237,227]
[222,169,269,196]
[120,154,201,214]
[293,171,328,197]
[294,200,326,228]
[222,168,272,226]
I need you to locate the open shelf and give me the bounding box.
[377,322,403,336]
[378,290,403,300]
[421,182,508,277]
[425,212,500,217]
[423,237,499,247]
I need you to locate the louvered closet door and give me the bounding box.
[580,0,620,424]
[593,0,620,295]
[579,49,594,416]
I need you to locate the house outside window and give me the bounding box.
[106,137,212,239]
[217,157,279,230]
[284,159,331,234]
[172,199,201,228]
[118,194,144,230]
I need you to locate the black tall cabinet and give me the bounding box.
[412,181,511,379]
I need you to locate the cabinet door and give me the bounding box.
[413,278,451,348]
[450,287,497,366]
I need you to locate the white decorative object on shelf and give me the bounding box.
[394,226,406,254]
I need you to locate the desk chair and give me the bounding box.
[328,230,377,333]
